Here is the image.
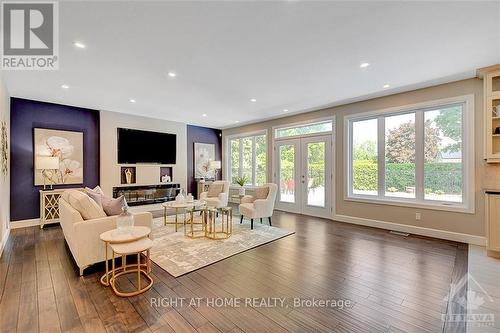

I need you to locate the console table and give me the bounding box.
[39,188,85,229]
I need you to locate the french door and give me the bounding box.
[275,135,332,218]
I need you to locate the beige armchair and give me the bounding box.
[199,180,230,208]
[239,183,277,229]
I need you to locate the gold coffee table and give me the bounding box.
[185,206,209,239]
[162,200,206,232]
[206,207,233,240]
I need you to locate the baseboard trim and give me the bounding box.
[10,218,40,229]
[332,213,486,245]
[0,227,10,258]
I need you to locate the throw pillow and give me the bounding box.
[86,190,103,207]
[207,184,224,198]
[85,185,104,195]
[66,190,106,220]
[254,187,269,200]
[101,195,127,216]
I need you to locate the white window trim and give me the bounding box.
[225,129,268,186]
[344,94,475,214]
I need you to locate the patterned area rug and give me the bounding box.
[149,216,294,277]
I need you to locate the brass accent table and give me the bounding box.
[162,200,206,232]
[99,226,151,287]
[109,237,153,297]
[206,207,233,240]
[185,206,209,239]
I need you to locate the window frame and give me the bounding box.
[344,95,474,214]
[274,119,334,139]
[225,130,268,187]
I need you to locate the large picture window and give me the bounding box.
[228,132,267,186]
[346,97,473,212]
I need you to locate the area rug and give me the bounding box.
[149,216,294,277]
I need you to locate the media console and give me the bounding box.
[113,183,181,206]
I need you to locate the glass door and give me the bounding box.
[275,139,301,213]
[275,135,332,218]
[301,135,332,218]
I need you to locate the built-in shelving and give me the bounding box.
[478,64,500,162]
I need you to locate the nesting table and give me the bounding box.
[100,226,153,297]
[162,200,206,232]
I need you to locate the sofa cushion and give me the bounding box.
[102,195,127,216]
[65,190,106,220]
[207,184,224,198]
[254,187,269,200]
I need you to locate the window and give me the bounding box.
[346,97,473,212]
[228,132,267,186]
[276,120,332,138]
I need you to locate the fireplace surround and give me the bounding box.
[113,183,180,206]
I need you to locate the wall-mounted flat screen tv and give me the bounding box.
[117,128,176,164]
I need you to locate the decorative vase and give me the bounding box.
[238,186,245,196]
[176,189,186,203]
[186,193,194,202]
[125,168,132,184]
[116,205,134,230]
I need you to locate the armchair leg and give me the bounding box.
[251,219,254,230]
[240,215,243,224]
[268,216,272,226]
[260,218,262,224]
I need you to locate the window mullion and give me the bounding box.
[252,136,256,186]
[377,117,385,198]
[238,138,243,179]
[415,111,424,201]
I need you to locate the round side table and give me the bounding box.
[99,226,151,287]
[110,237,153,297]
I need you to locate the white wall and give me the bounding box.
[99,110,187,196]
[0,77,10,256]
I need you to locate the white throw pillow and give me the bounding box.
[66,190,106,220]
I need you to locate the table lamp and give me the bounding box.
[35,156,60,190]
[209,160,222,180]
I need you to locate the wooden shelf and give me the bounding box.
[492,91,500,99]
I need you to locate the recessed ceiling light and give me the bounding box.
[235,120,240,123]
[167,72,177,78]
[283,109,289,112]
[202,113,207,117]
[360,62,370,68]
[129,99,136,103]
[73,41,86,49]
[383,84,390,89]
[61,84,69,89]
[250,98,257,102]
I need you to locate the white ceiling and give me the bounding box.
[2,1,500,129]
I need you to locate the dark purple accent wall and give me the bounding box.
[10,98,100,221]
[186,125,222,196]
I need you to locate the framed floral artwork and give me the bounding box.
[1,120,7,178]
[34,128,84,185]
[194,142,215,179]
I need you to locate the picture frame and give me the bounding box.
[33,128,84,186]
[194,142,215,179]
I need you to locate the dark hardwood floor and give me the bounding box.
[0,211,467,333]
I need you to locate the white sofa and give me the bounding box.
[239,183,277,229]
[59,195,153,276]
[199,180,230,208]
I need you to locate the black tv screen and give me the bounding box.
[117,128,176,164]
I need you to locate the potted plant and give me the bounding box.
[234,176,248,196]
